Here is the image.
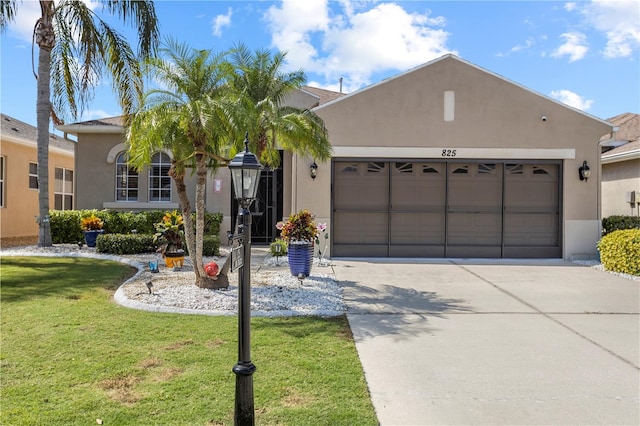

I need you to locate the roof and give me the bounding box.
[56,87,344,134]
[314,54,613,129]
[601,113,640,163]
[302,86,346,106]
[1,113,75,152]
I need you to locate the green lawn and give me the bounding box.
[1,256,377,425]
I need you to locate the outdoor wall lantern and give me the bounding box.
[310,161,318,180]
[228,132,263,426]
[578,160,591,182]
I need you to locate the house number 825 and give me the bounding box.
[441,149,457,157]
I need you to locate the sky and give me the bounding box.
[1,0,639,131]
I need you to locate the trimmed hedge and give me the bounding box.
[602,215,640,235]
[96,234,156,255]
[597,229,640,276]
[51,210,223,257]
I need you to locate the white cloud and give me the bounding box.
[212,7,233,37]
[581,0,640,58]
[551,32,589,62]
[564,2,577,12]
[5,0,99,42]
[265,0,454,90]
[550,89,594,111]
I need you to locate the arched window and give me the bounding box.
[115,152,138,201]
[149,152,171,202]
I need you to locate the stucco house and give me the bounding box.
[59,54,613,260]
[600,113,640,217]
[0,113,75,246]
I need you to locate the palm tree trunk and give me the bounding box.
[35,1,55,247]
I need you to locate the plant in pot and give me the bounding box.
[81,213,104,248]
[277,209,318,279]
[154,210,185,269]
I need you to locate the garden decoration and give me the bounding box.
[80,213,104,247]
[154,210,185,269]
[277,209,318,279]
[315,222,330,266]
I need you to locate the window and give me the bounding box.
[29,162,38,189]
[116,152,138,201]
[149,152,171,202]
[0,156,5,208]
[54,167,74,210]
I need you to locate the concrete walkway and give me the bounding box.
[333,258,640,426]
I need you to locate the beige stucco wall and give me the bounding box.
[0,140,74,240]
[297,56,612,259]
[601,159,640,217]
[75,132,195,211]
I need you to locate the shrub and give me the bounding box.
[96,234,156,255]
[270,238,288,256]
[202,235,221,256]
[602,215,640,235]
[50,210,84,244]
[597,229,640,276]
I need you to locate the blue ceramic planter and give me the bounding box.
[288,242,313,278]
[84,230,104,247]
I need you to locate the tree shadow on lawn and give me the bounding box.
[1,257,137,302]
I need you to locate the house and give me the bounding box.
[0,113,76,246]
[59,54,612,260]
[600,113,640,217]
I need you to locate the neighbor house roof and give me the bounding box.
[1,113,75,155]
[302,86,346,106]
[600,113,640,164]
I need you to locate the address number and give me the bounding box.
[441,149,457,157]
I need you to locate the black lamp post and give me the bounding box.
[228,133,262,426]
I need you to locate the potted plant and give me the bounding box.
[154,210,185,268]
[277,209,318,278]
[80,213,104,247]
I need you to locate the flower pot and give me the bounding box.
[164,250,185,269]
[288,241,313,278]
[84,230,104,248]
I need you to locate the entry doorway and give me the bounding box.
[231,151,283,245]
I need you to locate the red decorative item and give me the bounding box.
[205,262,219,277]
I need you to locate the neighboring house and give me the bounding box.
[600,113,640,217]
[60,55,612,260]
[0,113,75,246]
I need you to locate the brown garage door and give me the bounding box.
[332,160,561,258]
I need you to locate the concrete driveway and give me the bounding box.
[333,259,640,426]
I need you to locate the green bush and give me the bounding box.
[202,235,221,256]
[50,210,224,243]
[597,229,640,275]
[96,234,156,255]
[602,215,640,235]
[269,238,288,256]
[50,210,83,244]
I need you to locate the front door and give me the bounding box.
[231,151,283,245]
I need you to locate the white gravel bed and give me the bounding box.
[1,245,346,317]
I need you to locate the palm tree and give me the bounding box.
[227,42,332,168]
[127,39,234,289]
[0,1,159,246]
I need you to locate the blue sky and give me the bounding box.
[1,0,639,130]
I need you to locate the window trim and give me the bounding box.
[54,166,74,210]
[115,152,139,202]
[0,156,5,208]
[29,161,38,190]
[149,152,172,202]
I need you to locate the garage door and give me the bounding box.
[332,160,561,258]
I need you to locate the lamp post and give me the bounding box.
[228,133,262,426]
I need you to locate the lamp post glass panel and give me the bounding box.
[228,134,262,426]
